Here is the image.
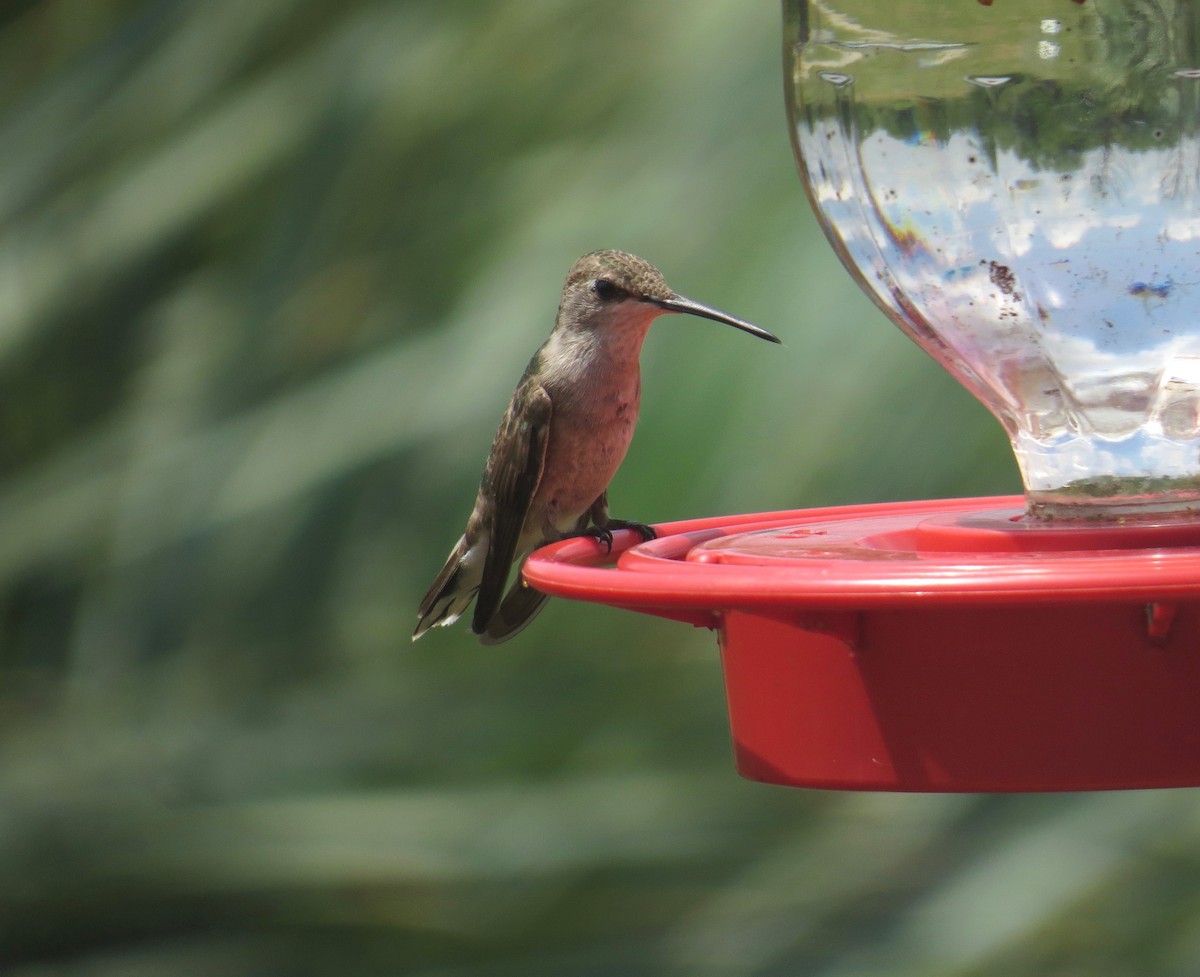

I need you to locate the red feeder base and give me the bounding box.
[523,496,1200,792]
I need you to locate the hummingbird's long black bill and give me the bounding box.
[652,295,782,344]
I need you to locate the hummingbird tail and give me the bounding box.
[477,576,551,645]
[413,535,485,641]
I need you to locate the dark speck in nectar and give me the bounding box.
[1129,281,1173,299]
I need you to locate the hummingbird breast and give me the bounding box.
[533,355,643,535]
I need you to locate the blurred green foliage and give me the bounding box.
[7,2,1193,976]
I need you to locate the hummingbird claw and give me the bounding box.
[609,519,657,544]
[561,525,613,552]
[562,520,657,554]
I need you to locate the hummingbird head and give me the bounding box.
[556,250,781,344]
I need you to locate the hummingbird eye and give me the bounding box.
[590,278,622,302]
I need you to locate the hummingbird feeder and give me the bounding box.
[526,1,1200,791]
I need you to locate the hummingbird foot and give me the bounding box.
[561,519,657,554]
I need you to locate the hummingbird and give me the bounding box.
[413,249,780,645]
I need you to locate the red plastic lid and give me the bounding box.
[524,495,1200,617]
[525,497,1200,791]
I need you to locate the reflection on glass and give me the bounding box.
[787,0,1200,520]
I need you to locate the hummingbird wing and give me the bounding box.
[471,376,552,634]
